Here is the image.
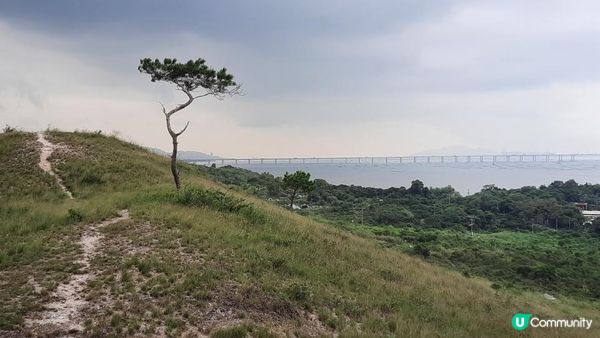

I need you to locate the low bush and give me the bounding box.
[2,125,16,133]
[412,243,430,258]
[168,186,268,224]
[210,326,248,338]
[80,171,104,185]
[66,208,84,223]
[285,281,312,302]
[174,186,249,212]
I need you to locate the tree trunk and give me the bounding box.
[171,135,181,190]
[163,92,192,191]
[289,189,297,209]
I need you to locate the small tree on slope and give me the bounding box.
[139,58,240,190]
[283,171,314,209]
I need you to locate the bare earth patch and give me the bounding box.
[79,220,330,337]
[24,210,130,336]
[36,131,73,199]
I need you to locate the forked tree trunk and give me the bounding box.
[171,135,181,190]
[163,90,193,190]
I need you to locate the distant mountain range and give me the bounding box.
[147,148,221,160]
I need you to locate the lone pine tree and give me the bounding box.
[283,171,314,209]
[139,58,240,189]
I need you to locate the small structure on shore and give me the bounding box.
[581,210,600,223]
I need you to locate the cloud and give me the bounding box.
[0,21,156,132]
[1,1,600,156]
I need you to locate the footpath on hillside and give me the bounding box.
[24,210,130,336]
[36,131,73,199]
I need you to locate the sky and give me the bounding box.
[1,0,600,157]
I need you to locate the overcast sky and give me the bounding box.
[1,1,600,157]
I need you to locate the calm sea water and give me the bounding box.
[221,161,600,195]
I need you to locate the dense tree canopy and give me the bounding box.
[202,166,591,232]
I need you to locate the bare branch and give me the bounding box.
[213,84,243,100]
[229,84,244,96]
[175,121,190,136]
[193,92,213,99]
[159,102,167,116]
[165,113,175,137]
[166,89,195,117]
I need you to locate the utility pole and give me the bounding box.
[361,207,364,226]
[468,216,475,236]
[359,203,370,226]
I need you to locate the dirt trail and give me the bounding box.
[25,210,130,336]
[36,131,74,199]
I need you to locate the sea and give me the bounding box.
[213,161,600,195]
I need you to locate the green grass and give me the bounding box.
[1,130,600,337]
[332,221,600,300]
[211,325,276,338]
[0,132,63,200]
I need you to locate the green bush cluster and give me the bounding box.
[387,226,600,299]
[146,186,269,225]
[412,243,430,258]
[285,281,313,302]
[210,325,275,338]
[66,208,84,223]
[80,171,104,185]
[174,186,250,212]
[2,125,16,133]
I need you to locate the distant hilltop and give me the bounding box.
[146,147,221,160]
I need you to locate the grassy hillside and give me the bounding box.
[200,166,600,300]
[1,131,599,337]
[348,224,600,300]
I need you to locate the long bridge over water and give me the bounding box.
[184,153,600,166]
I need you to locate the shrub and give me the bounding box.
[211,326,248,338]
[172,186,268,224]
[66,208,83,223]
[175,186,249,212]
[2,124,16,133]
[80,171,104,185]
[286,281,312,302]
[412,244,430,258]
